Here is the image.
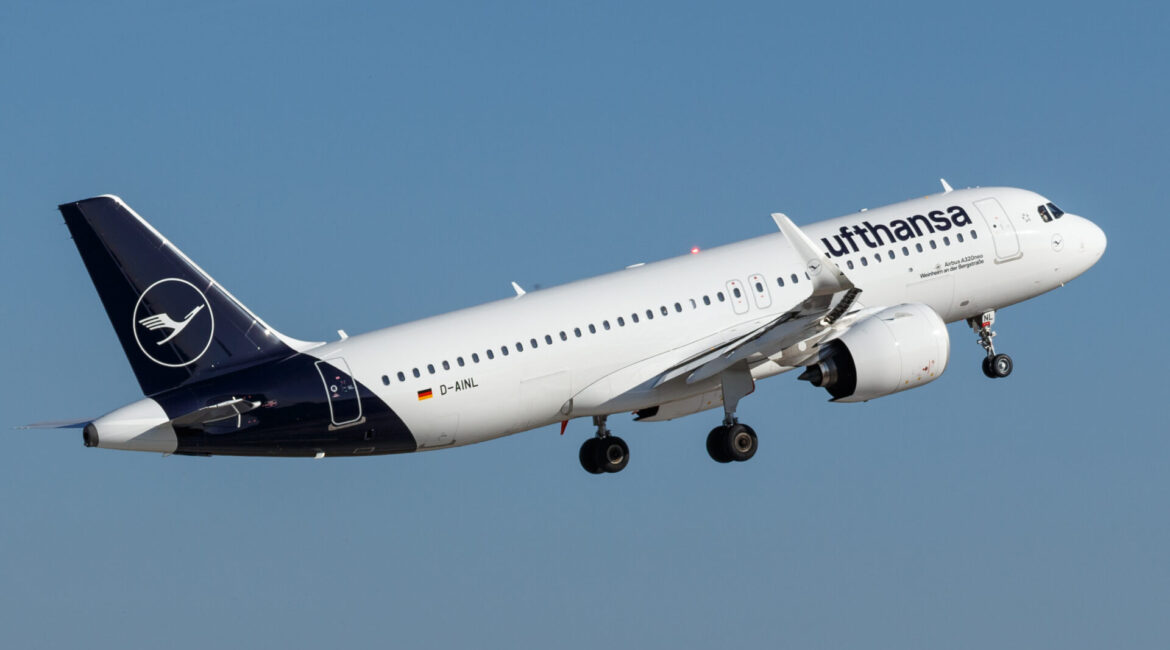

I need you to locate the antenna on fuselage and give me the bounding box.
[940,178,954,193]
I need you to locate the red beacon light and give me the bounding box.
[690,246,700,254]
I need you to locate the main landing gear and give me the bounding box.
[579,415,629,474]
[707,422,758,463]
[706,361,759,464]
[969,310,1013,379]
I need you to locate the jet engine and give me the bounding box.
[799,303,949,402]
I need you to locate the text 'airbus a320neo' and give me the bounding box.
[27,180,1105,474]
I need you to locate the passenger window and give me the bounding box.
[530,338,538,348]
[689,299,697,309]
[1038,204,1052,222]
[930,240,937,249]
[442,360,450,370]
[957,233,964,243]
[646,310,654,320]
[413,368,420,378]
[861,257,868,266]
[717,292,725,302]
[703,295,711,305]
[574,327,582,337]
[486,349,495,360]
[397,371,406,381]
[776,277,785,287]
[754,282,763,293]
[501,346,509,356]
[603,320,611,330]
[790,273,798,284]
[916,243,924,252]
[457,357,465,367]
[471,353,480,364]
[847,260,855,270]
[382,375,390,385]
[617,316,625,326]
[675,302,682,312]
[427,364,435,374]
[887,250,895,260]
[902,246,909,256]
[970,229,978,239]
[560,331,567,341]
[545,334,553,344]
[515,342,523,352]
[631,313,640,323]
[943,236,950,246]
[874,254,881,263]
[588,324,597,333]
[732,288,742,299]
[660,306,668,316]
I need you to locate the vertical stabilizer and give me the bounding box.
[59,195,316,396]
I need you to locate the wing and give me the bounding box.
[653,213,862,388]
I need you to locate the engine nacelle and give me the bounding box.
[799,303,949,402]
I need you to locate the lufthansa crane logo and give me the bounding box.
[132,278,215,368]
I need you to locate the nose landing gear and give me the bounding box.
[969,310,1013,379]
[579,415,629,474]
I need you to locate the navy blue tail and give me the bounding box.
[59,195,303,396]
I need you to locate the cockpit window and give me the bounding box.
[1038,204,1052,222]
[1047,202,1064,219]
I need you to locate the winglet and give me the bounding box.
[940,178,953,193]
[511,281,526,296]
[771,213,854,295]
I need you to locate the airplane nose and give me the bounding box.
[1082,218,1107,262]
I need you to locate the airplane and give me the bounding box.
[26,181,1105,474]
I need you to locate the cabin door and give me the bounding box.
[974,198,1021,261]
[316,358,364,427]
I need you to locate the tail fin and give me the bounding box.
[59,195,316,396]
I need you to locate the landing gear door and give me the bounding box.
[316,358,364,427]
[974,198,1022,261]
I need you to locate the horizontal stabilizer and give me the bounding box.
[16,418,93,430]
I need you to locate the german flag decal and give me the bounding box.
[417,388,433,401]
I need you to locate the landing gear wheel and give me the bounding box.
[707,426,732,463]
[726,424,758,462]
[596,437,629,473]
[981,356,995,379]
[579,438,603,474]
[990,353,1013,378]
[707,424,758,463]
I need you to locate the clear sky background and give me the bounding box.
[2,1,1167,648]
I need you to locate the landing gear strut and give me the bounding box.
[969,310,1012,379]
[579,415,629,474]
[706,362,760,464]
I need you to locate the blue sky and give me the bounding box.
[2,1,1167,647]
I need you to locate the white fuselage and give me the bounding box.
[304,187,1105,449]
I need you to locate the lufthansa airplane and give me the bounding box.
[29,182,1105,474]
